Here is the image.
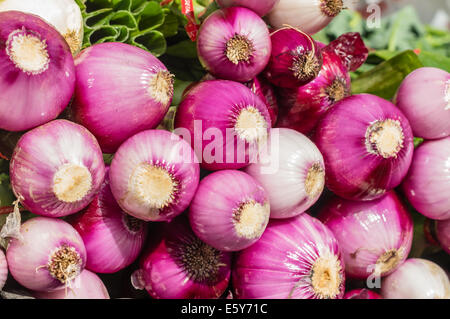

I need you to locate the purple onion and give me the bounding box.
[245,76,279,126]
[0,249,7,290]
[436,219,450,254]
[314,94,414,201]
[216,0,279,16]
[343,289,382,299]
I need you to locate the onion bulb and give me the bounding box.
[0,249,7,290]
[216,0,279,16]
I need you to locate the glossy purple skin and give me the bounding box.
[139,217,232,299]
[343,289,382,299]
[264,27,323,89]
[72,42,173,153]
[174,80,271,171]
[233,213,345,299]
[276,50,351,135]
[0,11,75,132]
[245,76,279,126]
[314,94,414,201]
[6,217,87,292]
[70,168,148,273]
[189,170,269,252]
[318,191,413,279]
[216,0,279,16]
[436,219,450,254]
[402,137,450,220]
[10,120,106,217]
[197,7,271,82]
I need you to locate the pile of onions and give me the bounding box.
[233,213,345,299]
[318,191,413,279]
[343,289,382,299]
[0,249,7,290]
[133,217,232,299]
[0,11,75,132]
[189,170,270,251]
[72,42,174,153]
[395,67,450,140]
[314,94,414,201]
[267,0,344,34]
[265,27,323,89]
[245,128,325,218]
[216,0,279,16]
[10,120,105,217]
[436,219,450,254]
[276,49,351,135]
[33,270,110,299]
[6,217,87,292]
[69,168,148,274]
[109,129,200,222]
[0,0,83,55]
[402,137,450,220]
[174,80,271,171]
[381,259,450,299]
[245,77,279,126]
[197,7,271,82]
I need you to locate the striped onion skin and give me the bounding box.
[0,249,7,290]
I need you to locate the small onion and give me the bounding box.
[174,80,271,171]
[10,120,105,217]
[69,168,148,274]
[402,137,450,220]
[72,42,174,153]
[0,0,83,55]
[318,191,413,279]
[189,170,270,252]
[381,258,450,299]
[197,7,271,82]
[436,219,450,254]
[395,67,450,140]
[216,0,279,16]
[33,270,110,299]
[6,217,87,292]
[245,128,325,218]
[265,27,323,89]
[314,94,414,201]
[343,289,382,299]
[276,50,351,135]
[0,11,75,132]
[134,217,232,299]
[233,213,345,299]
[245,77,279,126]
[0,249,7,290]
[109,129,200,222]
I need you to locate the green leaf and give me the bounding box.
[137,1,164,31]
[85,8,114,28]
[157,11,179,37]
[109,10,138,29]
[131,30,166,56]
[172,79,193,106]
[417,51,450,72]
[88,26,120,44]
[166,40,197,58]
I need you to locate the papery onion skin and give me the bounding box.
[276,50,350,135]
[245,77,279,127]
[109,129,200,222]
[381,258,450,299]
[245,128,325,218]
[72,42,174,153]
[33,270,110,299]
[10,120,105,217]
[0,11,75,132]
[174,80,271,171]
[343,289,382,299]
[197,7,271,82]
[318,191,413,279]
[216,0,279,16]
[0,249,7,290]
[233,213,345,299]
[137,217,232,299]
[436,219,450,254]
[314,94,414,201]
[6,217,87,292]
[189,170,270,252]
[402,137,450,220]
[69,168,148,274]
[395,67,450,140]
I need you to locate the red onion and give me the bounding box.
[276,50,351,135]
[318,191,413,279]
[343,289,382,299]
[314,94,414,201]
[216,0,279,16]
[69,168,148,274]
[265,27,323,89]
[0,11,75,132]
[0,249,7,290]
[245,128,325,218]
[381,258,450,299]
[233,213,345,299]
[436,219,450,254]
[174,80,271,171]
[109,129,200,222]
[6,217,86,292]
[197,7,271,82]
[10,120,105,217]
[133,217,232,299]
[245,77,279,126]
[72,42,174,153]
[33,269,109,299]
[189,170,270,252]
[395,67,450,140]
[402,137,450,220]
